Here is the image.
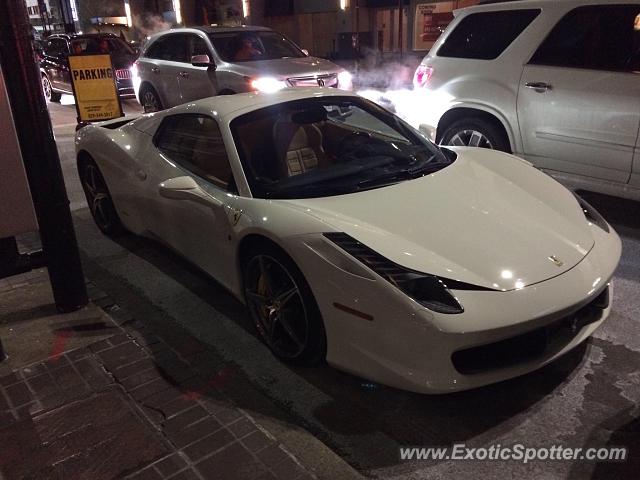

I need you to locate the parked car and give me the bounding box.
[413,0,640,200]
[132,26,353,113]
[75,88,620,393]
[40,33,137,102]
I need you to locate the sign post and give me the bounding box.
[68,54,123,124]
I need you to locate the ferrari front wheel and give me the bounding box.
[243,245,326,366]
[79,157,123,236]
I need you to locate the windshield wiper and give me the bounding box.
[356,158,449,189]
[356,170,420,189]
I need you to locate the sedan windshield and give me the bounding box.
[208,31,306,62]
[231,97,455,199]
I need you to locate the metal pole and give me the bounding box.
[0,0,88,313]
[57,0,76,34]
[398,0,403,58]
[0,336,6,362]
[355,0,360,74]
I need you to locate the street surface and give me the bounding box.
[49,96,639,479]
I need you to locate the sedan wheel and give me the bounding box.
[79,159,123,235]
[41,75,60,102]
[141,87,162,113]
[244,247,326,365]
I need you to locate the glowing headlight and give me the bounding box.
[337,70,353,90]
[250,77,287,93]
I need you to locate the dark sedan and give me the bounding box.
[40,33,137,102]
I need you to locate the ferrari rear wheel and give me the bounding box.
[243,245,326,365]
[79,157,123,236]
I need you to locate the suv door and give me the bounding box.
[177,34,218,103]
[44,38,71,92]
[518,5,640,183]
[140,34,190,108]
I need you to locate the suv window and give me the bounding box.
[438,9,540,60]
[189,34,211,58]
[530,5,640,72]
[155,114,233,190]
[145,34,189,63]
[45,38,68,57]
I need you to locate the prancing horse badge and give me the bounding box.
[548,255,564,267]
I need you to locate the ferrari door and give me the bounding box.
[134,112,239,287]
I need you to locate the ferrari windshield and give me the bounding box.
[231,97,454,199]
[208,31,306,62]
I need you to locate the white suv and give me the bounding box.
[133,26,351,112]
[414,0,640,200]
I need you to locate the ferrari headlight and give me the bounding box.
[324,233,493,314]
[574,193,610,233]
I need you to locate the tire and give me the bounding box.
[218,89,236,95]
[243,244,326,366]
[42,74,61,103]
[140,85,163,113]
[440,118,510,152]
[78,156,124,236]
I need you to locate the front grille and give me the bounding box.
[115,68,131,80]
[451,286,609,375]
[288,74,338,88]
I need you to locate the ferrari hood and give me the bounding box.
[284,148,595,291]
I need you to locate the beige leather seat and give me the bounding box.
[273,116,325,177]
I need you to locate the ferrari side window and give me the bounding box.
[155,114,234,190]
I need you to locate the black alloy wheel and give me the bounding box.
[243,245,326,365]
[79,158,123,236]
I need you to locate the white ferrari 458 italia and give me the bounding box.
[75,88,621,393]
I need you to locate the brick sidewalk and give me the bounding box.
[0,272,317,480]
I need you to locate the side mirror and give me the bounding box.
[192,54,215,69]
[301,49,309,56]
[159,176,222,207]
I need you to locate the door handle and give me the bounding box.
[135,169,147,181]
[178,71,190,78]
[525,82,552,92]
[151,67,159,73]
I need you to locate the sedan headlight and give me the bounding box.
[574,193,610,233]
[250,77,287,93]
[337,70,353,90]
[324,233,494,314]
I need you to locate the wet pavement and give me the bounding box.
[0,268,355,479]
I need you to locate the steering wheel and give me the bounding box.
[336,131,379,159]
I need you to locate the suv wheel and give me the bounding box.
[140,85,163,113]
[440,119,509,152]
[42,74,61,103]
